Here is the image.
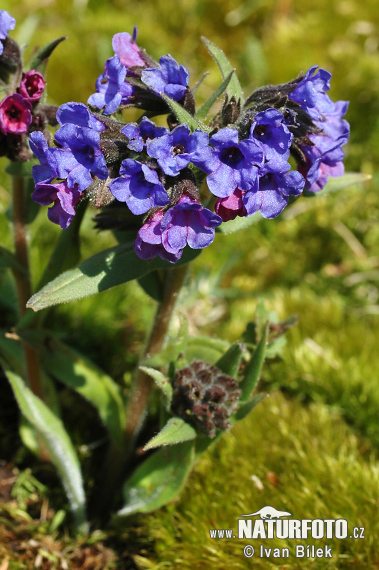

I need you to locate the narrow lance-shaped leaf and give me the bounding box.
[196,70,234,121]
[201,37,244,104]
[234,393,267,422]
[143,417,197,451]
[304,172,371,198]
[161,94,211,132]
[1,361,87,531]
[26,243,200,312]
[215,341,244,377]
[41,338,126,447]
[185,336,230,365]
[239,323,268,401]
[218,211,262,235]
[139,366,173,410]
[28,36,67,71]
[115,441,195,518]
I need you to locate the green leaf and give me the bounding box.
[143,417,197,451]
[161,94,210,132]
[1,361,87,531]
[139,366,173,410]
[239,324,268,401]
[0,246,25,273]
[196,70,234,121]
[137,270,163,302]
[41,338,125,447]
[234,393,267,422]
[201,37,244,104]
[28,36,67,71]
[26,244,200,312]
[305,172,371,197]
[186,336,230,365]
[215,341,244,377]
[116,441,195,517]
[218,212,262,234]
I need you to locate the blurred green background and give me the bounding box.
[1,0,379,568]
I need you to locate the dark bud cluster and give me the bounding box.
[171,360,241,438]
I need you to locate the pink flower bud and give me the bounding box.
[19,70,45,102]
[0,93,32,134]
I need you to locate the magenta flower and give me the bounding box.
[112,27,145,70]
[19,70,45,103]
[215,189,247,222]
[0,94,32,134]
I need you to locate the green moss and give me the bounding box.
[139,392,379,569]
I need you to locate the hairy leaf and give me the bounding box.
[239,324,268,401]
[143,417,196,451]
[201,37,244,103]
[116,441,195,517]
[1,361,87,530]
[139,366,173,410]
[28,36,67,71]
[161,95,210,132]
[27,244,200,311]
[196,70,234,121]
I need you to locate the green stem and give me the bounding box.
[123,263,188,447]
[95,263,188,522]
[11,175,44,401]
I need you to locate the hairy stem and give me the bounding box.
[12,175,44,400]
[124,263,188,446]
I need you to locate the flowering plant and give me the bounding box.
[0,10,363,531]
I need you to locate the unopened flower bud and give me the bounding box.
[171,360,241,438]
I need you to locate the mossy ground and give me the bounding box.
[1,0,379,567]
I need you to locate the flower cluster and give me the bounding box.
[0,10,58,161]
[28,26,350,263]
[171,360,241,438]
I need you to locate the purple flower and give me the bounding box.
[0,10,15,55]
[206,128,264,198]
[289,70,350,192]
[0,94,32,134]
[215,189,247,222]
[32,180,81,230]
[250,108,293,173]
[160,195,222,256]
[54,123,108,182]
[110,159,170,215]
[29,131,55,183]
[112,27,145,70]
[146,123,214,176]
[290,66,334,120]
[243,170,305,218]
[57,102,105,132]
[87,56,134,115]
[142,54,189,101]
[122,117,168,152]
[19,70,45,103]
[134,195,222,263]
[134,209,181,263]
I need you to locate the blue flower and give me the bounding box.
[87,56,135,115]
[110,159,170,215]
[141,54,189,101]
[56,102,106,132]
[0,10,15,55]
[288,67,349,192]
[146,123,214,176]
[243,170,305,218]
[122,117,168,152]
[250,108,293,173]
[206,128,264,198]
